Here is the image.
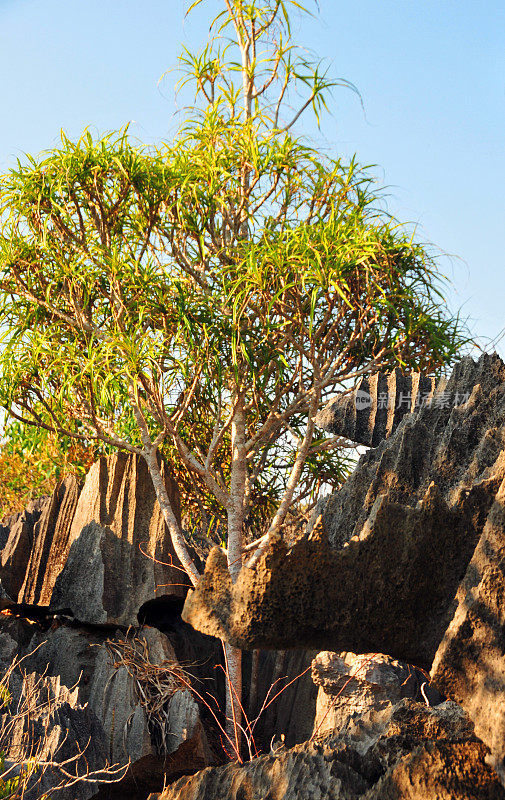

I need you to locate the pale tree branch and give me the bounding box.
[246,386,321,568]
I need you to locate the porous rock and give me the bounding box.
[183,353,505,668]
[312,652,441,738]
[151,699,504,800]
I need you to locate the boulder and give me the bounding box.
[183,353,505,667]
[151,699,504,800]
[312,651,442,738]
[87,626,213,797]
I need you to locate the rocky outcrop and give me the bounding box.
[430,464,505,784]
[312,652,442,738]
[151,699,504,800]
[0,668,110,800]
[0,452,186,624]
[3,352,505,798]
[183,354,505,668]
[19,475,82,606]
[0,613,215,798]
[315,368,438,447]
[0,496,48,600]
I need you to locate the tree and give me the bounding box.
[0,0,466,751]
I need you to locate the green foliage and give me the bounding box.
[0,420,98,517]
[0,0,469,536]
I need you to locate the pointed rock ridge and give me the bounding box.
[51,452,184,625]
[431,459,505,784]
[315,367,440,446]
[183,353,505,667]
[19,476,82,605]
[0,496,49,601]
[8,452,184,625]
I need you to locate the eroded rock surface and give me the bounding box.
[0,452,185,625]
[183,353,505,668]
[312,652,441,738]
[430,463,505,784]
[0,613,215,798]
[151,699,503,800]
[0,496,49,600]
[0,669,109,800]
[314,369,438,447]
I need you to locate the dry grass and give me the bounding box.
[104,633,194,755]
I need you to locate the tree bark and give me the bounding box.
[225,396,246,747]
[144,448,201,587]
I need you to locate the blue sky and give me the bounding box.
[0,0,503,355]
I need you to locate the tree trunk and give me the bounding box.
[225,396,247,749]
[144,449,201,587]
[224,640,243,758]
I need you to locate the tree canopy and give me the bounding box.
[0,0,468,556]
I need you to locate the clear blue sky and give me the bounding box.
[0,0,503,355]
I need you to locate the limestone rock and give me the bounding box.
[312,652,441,738]
[152,740,369,800]
[0,669,110,800]
[251,649,318,749]
[152,699,503,800]
[18,475,83,605]
[0,496,48,600]
[183,353,505,667]
[0,614,215,798]
[10,452,185,625]
[315,369,437,446]
[430,463,505,784]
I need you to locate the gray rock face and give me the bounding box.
[0,614,215,798]
[0,669,110,800]
[152,699,503,800]
[430,462,505,784]
[48,453,184,625]
[19,476,82,606]
[0,496,48,600]
[0,452,185,624]
[182,354,505,668]
[0,578,13,609]
[315,368,438,447]
[251,649,319,749]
